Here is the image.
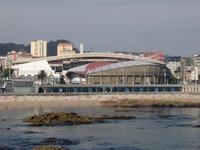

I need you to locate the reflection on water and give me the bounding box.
[0,106,200,150]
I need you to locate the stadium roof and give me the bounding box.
[87,60,157,74]
[68,60,163,75]
[67,61,114,74]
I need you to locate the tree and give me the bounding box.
[66,71,73,80]
[60,74,66,84]
[38,70,47,84]
[3,68,14,78]
[0,43,27,56]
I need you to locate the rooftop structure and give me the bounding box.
[12,60,54,77]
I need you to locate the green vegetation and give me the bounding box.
[38,70,47,83]
[24,112,136,126]
[0,39,78,56]
[168,75,178,84]
[0,43,28,56]
[3,68,14,78]
[24,112,93,126]
[59,74,66,84]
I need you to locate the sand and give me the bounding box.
[0,95,103,110]
[0,93,200,109]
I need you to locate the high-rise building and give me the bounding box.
[31,40,47,57]
[57,43,75,56]
[193,55,200,74]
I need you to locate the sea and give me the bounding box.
[0,106,200,150]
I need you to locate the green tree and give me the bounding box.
[60,74,66,84]
[3,68,14,78]
[38,70,47,84]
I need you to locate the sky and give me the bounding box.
[0,0,200,56]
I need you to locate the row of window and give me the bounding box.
[45,87,181,93]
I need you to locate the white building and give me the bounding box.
[12,60,54,77]
[185,66,198,82]
[193,55,200,74]
[31,40,47,57]
[166,61,181,79]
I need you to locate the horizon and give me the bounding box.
[0,0,200,57]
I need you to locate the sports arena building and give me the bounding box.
[67,60,171,85]
[13,52,172,85]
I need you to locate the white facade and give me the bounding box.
[191,67,198,81]
[185,66,198,82]
[57,43,74,56]
[31,40,47,57]
[193,55,200,74]
[12,60,54,76]
[166,61,181,78]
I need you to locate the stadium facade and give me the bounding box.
[67,60,171,85]
[12,52,172,85]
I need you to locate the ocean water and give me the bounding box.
[0,106,199,150]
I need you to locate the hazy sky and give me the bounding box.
[0,0,200,56]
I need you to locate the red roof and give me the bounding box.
[85,61,113,72]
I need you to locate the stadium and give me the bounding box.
[12,52,172,85]
[66,60,171,85]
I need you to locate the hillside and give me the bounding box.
[0,39,78,56]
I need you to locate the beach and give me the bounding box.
[1,93,200,109]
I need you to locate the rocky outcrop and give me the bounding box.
[24,112,92,126]
[101,99,200,107]
[32,146,68,150]
[24,112,136,126]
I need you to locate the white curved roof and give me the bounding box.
[12,60,54,76]
[15,52,164,65]
[87,60,159,74]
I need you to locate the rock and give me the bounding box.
[24,112,93,126]
[95,114,136,120]
[0,145,14,150]
[192,125,200,128]
[24,112,136,126]
[40,138,79,146]
[2,119,7,121]
[101,99,200,108]
[32,146,69,150]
